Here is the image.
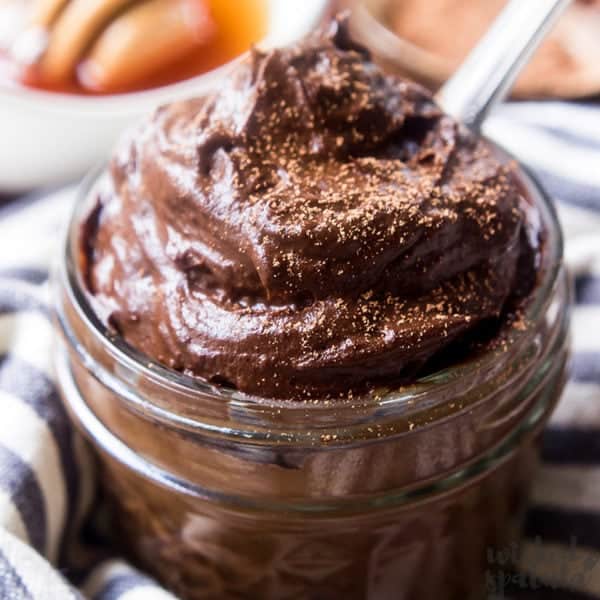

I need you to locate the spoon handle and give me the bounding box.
[436,0,571,132]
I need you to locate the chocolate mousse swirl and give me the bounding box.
[83,18,539,400]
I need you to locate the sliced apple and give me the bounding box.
[79,0,215,92]
[38,0,132,84]
[29,0,69,28]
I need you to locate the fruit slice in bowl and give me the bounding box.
[0,0,329,191]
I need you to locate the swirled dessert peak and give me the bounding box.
[83,17,540,399]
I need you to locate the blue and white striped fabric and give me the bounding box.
[0,99,600,599]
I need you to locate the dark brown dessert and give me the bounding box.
[82,17,539,400]
[56,16,569,600]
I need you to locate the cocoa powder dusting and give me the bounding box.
[82,17,542,400]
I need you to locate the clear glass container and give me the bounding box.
[54,164,570,600]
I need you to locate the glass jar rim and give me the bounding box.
[57,149,564,440]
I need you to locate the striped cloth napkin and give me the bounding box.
[0,99,599,600]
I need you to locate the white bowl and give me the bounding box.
[0,0,330,192]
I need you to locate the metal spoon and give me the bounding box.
[436,0,572,132]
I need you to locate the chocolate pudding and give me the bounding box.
[55,16,569,600]
[82,18,539,400]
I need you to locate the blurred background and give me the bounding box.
[1,0,599,193]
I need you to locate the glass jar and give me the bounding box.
[54,163,570,600]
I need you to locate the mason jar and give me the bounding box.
[54,163,570,600]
